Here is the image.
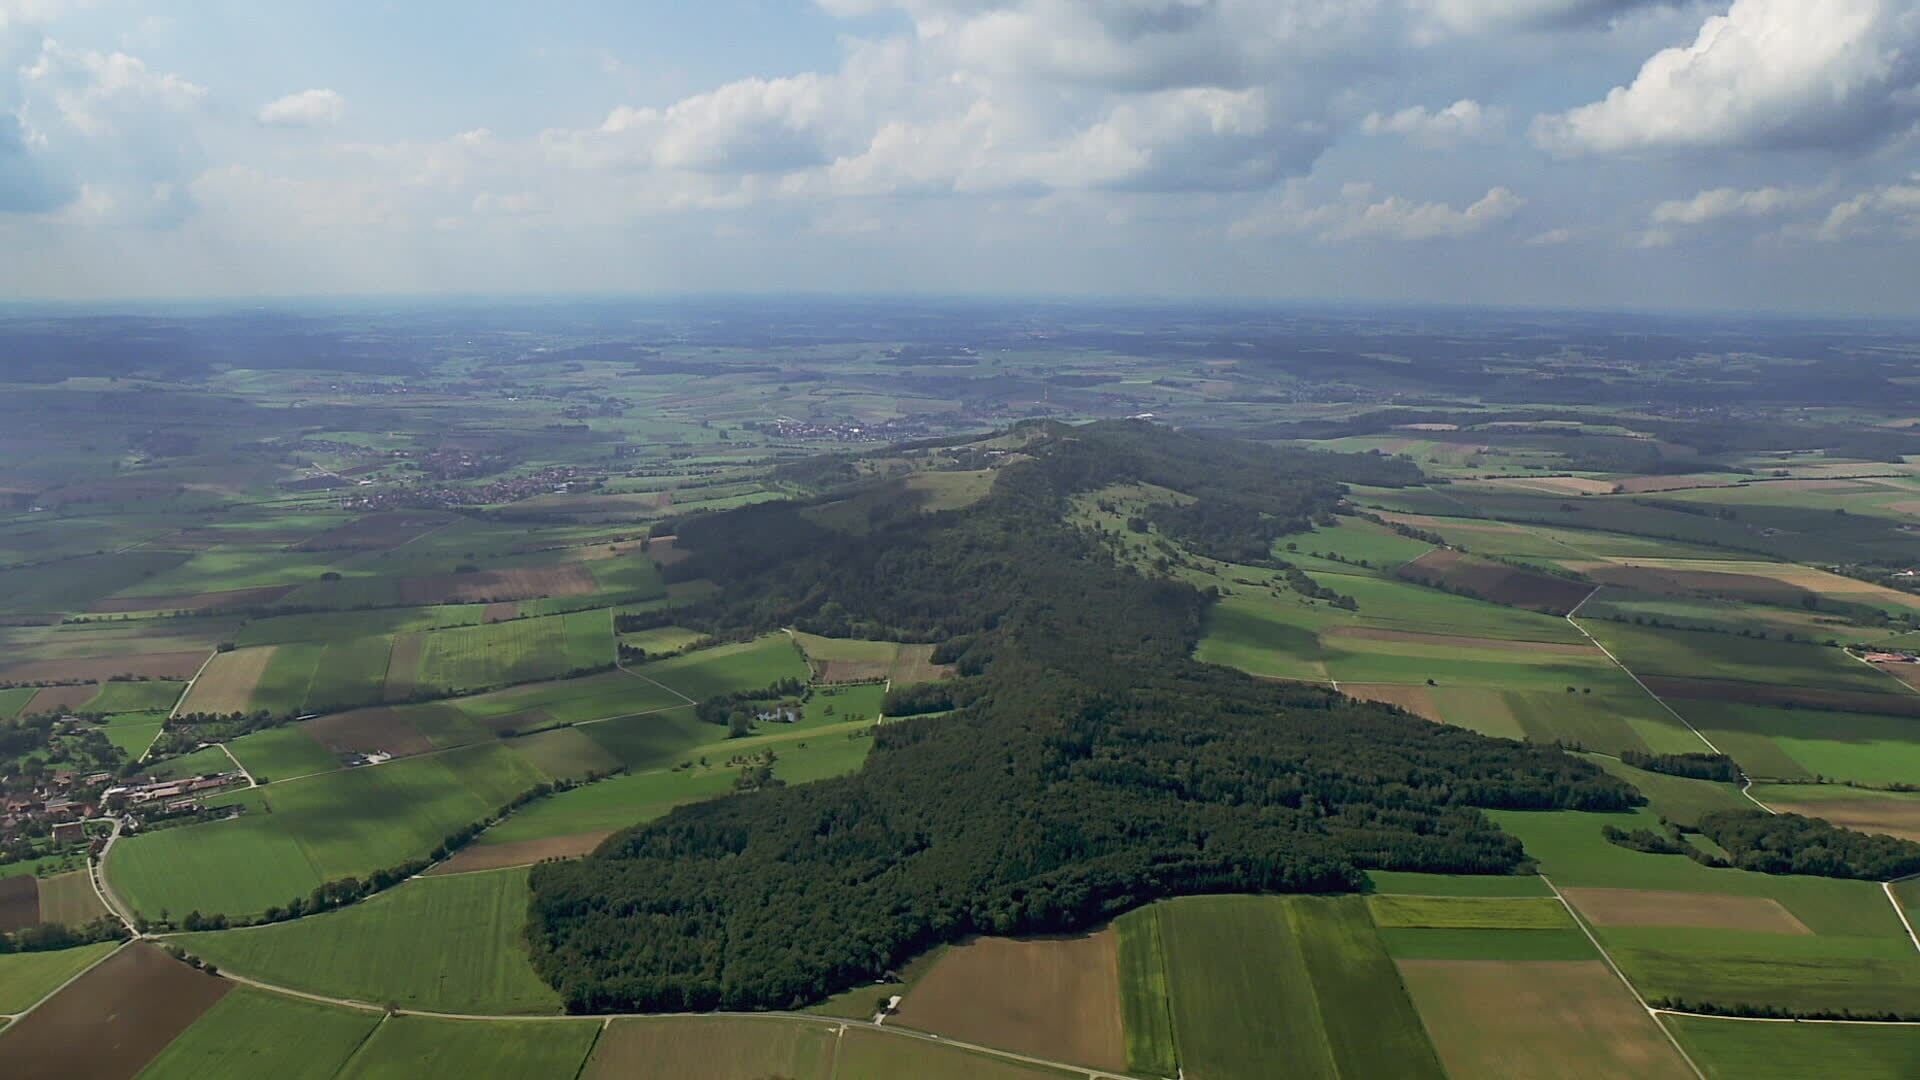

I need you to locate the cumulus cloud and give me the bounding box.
[1232,182,1523,241]
[258,88,345,128]
[1810,177,1920,240]
[1649,185,1804,225]
[1362,99,1503,146]
[1534,0,1920,155]
[23,40,205,136]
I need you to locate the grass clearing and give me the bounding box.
[137,988,381,1080]
[83,680,184,714]
[410,610,612,696]
[177,867,560,1014]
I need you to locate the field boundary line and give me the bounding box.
[1885,879,1920,955]
[612,656,698,704]
[163,648,219,728]
[1564,588,1776,816]
[216,742,257,787]
[1541,875,1707,1080]
[4,938,133,1023]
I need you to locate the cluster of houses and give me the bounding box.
[2,768,114,846]
[100,772,246,817]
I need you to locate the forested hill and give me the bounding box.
[525,421,1635,1013]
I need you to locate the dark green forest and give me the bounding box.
[525,421,1636,1013]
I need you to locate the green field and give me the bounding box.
[1679,702,1920,786]
[1378,927,1600,961]
[448,670,686,736]
[1365,871,1553,897]
[635,634,810,700]
[1155,895,1442,1080]
[144,744,236,780]
[1606,927,1920,1016]
[1587,754,1751,827]
[1665,1014,1920,1079]
[84,680,184,714]
[112,742,548,918]
[407,610,611,696]
[0,686,36,718]
[617,624,707,656]
[0,941,118,1013]
[236,605,484,647]
[1586,621,1898,693]
[1113,906,1178,1078]
[225,725,340,781]
[483,725,872,845]
[177,868,560,1014]
[1367,895,1574,930]
[138,988,382,1080]
[336,1015,600,1079]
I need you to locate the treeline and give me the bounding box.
[1619,750,1743,783]
[526,421,1636,1014]
[1695,810,1920,880]
[1,916,128,955]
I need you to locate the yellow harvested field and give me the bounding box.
[1766,798,1920,843]
[889,929,1127,1073]
[177,646,276,716]
[1559,888,1812,934]
[1398,960,1693,1080]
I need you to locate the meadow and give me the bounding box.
[111,742,549,918]
[1665,1014,1920,1079]
[176,868,561,1014]
[335,1015,600,1080]
[1153,894,1442,1080]
[402,610,612,697]
[0,941,118,1013]
[136,989,382,1080]
[632,634,810,700]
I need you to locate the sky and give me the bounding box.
[1,0,1918,313]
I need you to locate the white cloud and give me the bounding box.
[1649,185,1804,226]
[1809,177,1920,241]
[1232,182,1523,241]
[23,39,205,136]
[1526,226,1575,245]
[1534,0,1920,155]
[258,88,345,128]
[1362,99,1503,146]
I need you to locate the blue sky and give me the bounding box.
[2,1,1918,313]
